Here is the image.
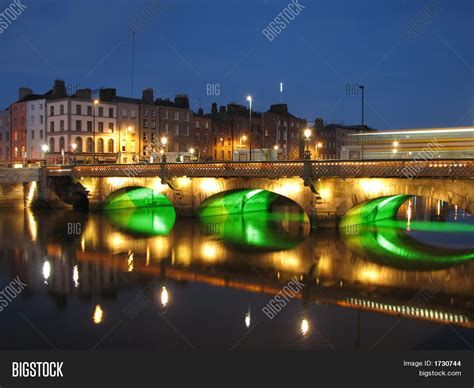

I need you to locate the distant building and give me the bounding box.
[313,120,375,159]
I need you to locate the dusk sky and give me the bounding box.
[0,0,472,129]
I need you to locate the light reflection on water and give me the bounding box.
[0,196,472,350]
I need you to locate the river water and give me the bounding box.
[0,197,472,350]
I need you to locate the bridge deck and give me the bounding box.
[45,159,473,179]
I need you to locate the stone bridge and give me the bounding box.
[42,159,474,228]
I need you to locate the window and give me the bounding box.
[60,105,64,115]
[31,130,35,140]
[75,137,83,152]
[76,120,82,131]
[31,104,34,111]
[196,121,200,129]
[143,133,148,141]
[108,139,114,153]
[151,133,155,142]
[50,106,54,116]
[76,105,82,115]
[195,133,200,142]
[108,123,114,132]
[185,125,190,136]
[184,113,189,121]
[49,137,55,152]
[30,116,34,125]
[86,138,93,153]
[40,115,43,124]
[59,136,65,151]
[108,108,114,117]
[174,112,179,121]
[97,138,104,153]
[40,130,43,139]
[143,145,148,156]
[87,121,92,132]
[40,103,43,110]
[50,121,55,132]
[143,108,148,116]
[151,120,156,128]
[98,122,104,132]
[87,106,92,116]
[203,134,208,142]
[98,107,103,117]
[164,124,169,134]
[205,122,209,129]
[122,109,127,118]
[163,110,168,119]
[131,110,136,118]
[174,125,179,135]
[151,110,156,117]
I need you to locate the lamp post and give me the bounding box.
[359,85,365,126]
[303,128,312,160]
[189,147,195,161]
[92,99,99,164]
[41,144,49,166]
[246,95,252,161]
[273,145,279,161]
[71,143,77,165]
[161,136,168,163]
[316,142,322,160]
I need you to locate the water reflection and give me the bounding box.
[0,201,472,349]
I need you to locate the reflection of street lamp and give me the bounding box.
[246,95,252,161]
[303,128,312,160]
[301,318,309,335]
[41,144,49,165]
[161,136,168,162]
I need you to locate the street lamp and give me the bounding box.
[92,99,99,164]
[246,95,252,161]
[273,145,279,161]
[71,143,77,165]
[41,144,49,165]
[189,147,195,161]
[316,142,323,160]
[161,136,168,162]
[303,128,312,160]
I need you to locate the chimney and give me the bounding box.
[174,94,189,109]
[219,105,227,114]
[52,80,67,99]
[75,88,92,100]
[99,88,116,101]
[142,88,154,104]
[211,102,218,115]
[197,108,204,116]
[18,87,33,101]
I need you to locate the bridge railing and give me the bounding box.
[44,159,473,179]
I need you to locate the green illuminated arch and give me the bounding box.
[202,212,309,252]
[106,207,176,236]
[199,189,300,218]
[104,186,172,210]
[340,220,474,269]
[340,195,412,228]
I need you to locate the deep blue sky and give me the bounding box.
[0,0,472,129]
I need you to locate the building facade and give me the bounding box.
[0,108,10,163]
[26,97,47,162]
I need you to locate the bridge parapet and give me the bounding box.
[44,159,473,179]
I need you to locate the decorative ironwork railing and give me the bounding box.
[45,159,473,179]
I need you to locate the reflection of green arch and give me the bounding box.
[340,195,412,228]
[341,220,474,270]
[106,207,176,236]
[104,187,172,210]
[202,212,308,252]
[199,189,301,217]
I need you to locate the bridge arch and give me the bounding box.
[333,178,473,218]
[104,185,174,210]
